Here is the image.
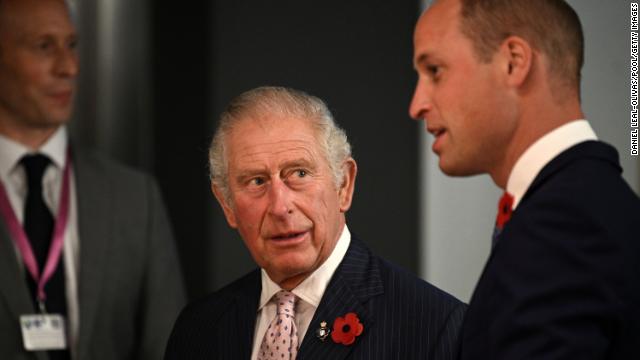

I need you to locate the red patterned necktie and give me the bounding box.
[492,192,514,247]
[258,290,299,360]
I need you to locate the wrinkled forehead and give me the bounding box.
[227,115,322,155]
[224,117,328,177]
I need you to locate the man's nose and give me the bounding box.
[54,46,79,78]
[267,179,293,218]
[409,77,431,120]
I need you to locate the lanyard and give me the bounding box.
[0,149,71,312]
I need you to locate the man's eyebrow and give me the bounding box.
[232,157,315,181]
[234,168,267,183]
[280,158,315,170]
[414,53,430,70]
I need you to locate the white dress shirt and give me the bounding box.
[250,225,351,360]
[0,127,80,356]
[506,120,598,210]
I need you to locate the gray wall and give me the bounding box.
[420,0,640,302]
[71,0,153,168]
[72,0,213,299]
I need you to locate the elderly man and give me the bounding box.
[165,86,465,360]
[0,0,185,359]
[410,0,640,358]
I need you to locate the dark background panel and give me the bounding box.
[151,1,213,300]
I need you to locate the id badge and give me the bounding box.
[20,314,67,350]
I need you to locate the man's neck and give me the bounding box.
[490,97,584,189]
[0,123,60,150]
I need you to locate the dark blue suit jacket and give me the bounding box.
[461,141,640,359]
[165,236,465,359]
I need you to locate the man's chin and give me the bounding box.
[266,257,317,286]
[48,110,73,125]
[438,158,461,177]
[439,159,481,178]
[26,113,72,129]
[39,101,74,123]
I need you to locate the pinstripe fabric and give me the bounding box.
[165,236,466,360]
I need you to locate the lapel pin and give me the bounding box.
[331,312,364,345]
[316,321,330,341]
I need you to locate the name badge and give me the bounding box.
[20,314,67,351]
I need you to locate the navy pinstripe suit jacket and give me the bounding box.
[165,236,465,359]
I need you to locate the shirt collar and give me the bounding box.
[39,126,68,169]
[0,126,68,180]
[506,120,597,209]
[258,224,352,310]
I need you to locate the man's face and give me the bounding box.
[213,115,356,288]
[0,0,78,133]
[409,0,517,177]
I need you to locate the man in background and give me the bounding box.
[0,0,185,359]
[165,86,465,359]
[410,0,640,358]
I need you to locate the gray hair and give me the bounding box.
[209,86,352,202]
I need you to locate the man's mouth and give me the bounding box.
[427,125,445,138]
[271,231,306,240]
[265,231,309,248]
[48,90,73,104]
[427,126,447,154]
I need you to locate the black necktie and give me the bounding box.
[22,154,54,271]
[22,154,70,359]
[22,154,68,314]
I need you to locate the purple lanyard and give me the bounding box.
[0,149,71,311]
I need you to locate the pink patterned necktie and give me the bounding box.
[258,290,299,360]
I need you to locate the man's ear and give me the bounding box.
[338,158,357,213]
[498,35,533,88]
[211,183,238,228]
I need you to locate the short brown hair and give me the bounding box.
[459,0,584,90]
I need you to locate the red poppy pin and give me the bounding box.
[495,192,514,229]
[331,312,364,345]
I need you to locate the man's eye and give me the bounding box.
[37,41,52,51]
[251,177,265,186]
[427,65,440,76]
[296,169,307,177]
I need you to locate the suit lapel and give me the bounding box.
[0,194,51,360]
[234,270,261,359]
[0,222,34,316]
[521,141,620,206]
[299,237,383,360]
[481,141,621,295]
[72,151,112,359]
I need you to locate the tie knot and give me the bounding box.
[274,290,296,316]
[21,154,51,189]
